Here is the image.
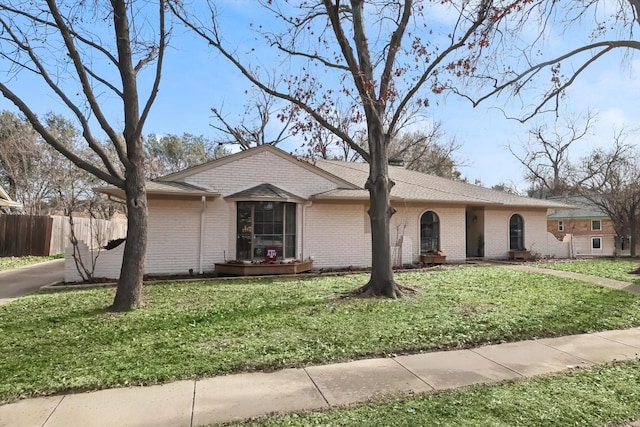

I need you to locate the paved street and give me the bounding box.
[0,259,64,304]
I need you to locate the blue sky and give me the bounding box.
[1,2,638,190]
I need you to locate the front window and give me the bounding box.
[236,201,296,260]
[558,220,564,232]
[420,211,440,253]
[592,220,601,231]
[592,237,602,250]
[509,214,524,250]
[621,236,630,251]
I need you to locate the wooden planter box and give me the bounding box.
[215,260,313,276]
[420,254,446,265]
[508,250,531,260]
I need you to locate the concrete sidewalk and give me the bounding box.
[0,259,64,305]
[1,327,639,427]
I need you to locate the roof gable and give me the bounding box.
[158,145,358,190]
[226,183,304,201]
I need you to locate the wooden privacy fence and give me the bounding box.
[0,215,52,257]
[0,214,127,257]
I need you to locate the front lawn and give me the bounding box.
[0,255,63,271]
[534,258,640,284]
[233,361,640,427]
[1,266,640,402]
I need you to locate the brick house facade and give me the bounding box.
[66,145,571,281]
[547,196,632,257]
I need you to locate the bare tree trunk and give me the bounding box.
[112,157,147,310]
[630,214,637,258]
[110,0,152,311]
[364,171,401,297]
[352,120,412,298]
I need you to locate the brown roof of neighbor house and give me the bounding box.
[312,159,572,209]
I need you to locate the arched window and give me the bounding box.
[420,211,440,254]
[509,214,524,250]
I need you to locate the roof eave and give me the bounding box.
[0,201,22,208]
[95,187,220,200]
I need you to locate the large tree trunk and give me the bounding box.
[353,119,411,298]
[112,159,147,311]
[110,0,148,311]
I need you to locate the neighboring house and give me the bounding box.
[65,145,571,281]
[0,185,22,209]
[547,195,631,257]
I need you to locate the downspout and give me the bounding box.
[199,196,206,274]
[301,200,313,260]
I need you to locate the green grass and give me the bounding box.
[534,258,640,285]
[0,254,63,271]
[230,361,640,427]
[1,266,640,402]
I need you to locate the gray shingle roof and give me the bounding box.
[226,183,303,200]
[313,160,572,208]
[547,196,607,218]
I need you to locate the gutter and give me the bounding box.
[301,200,313,260]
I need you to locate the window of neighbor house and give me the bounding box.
[236,201,296,260]
[592,237,602,250]
[620,236,631,251]
[509,214,525,250]
[558,220,564,232]
[420,211,440,253]
[592,220,602,231]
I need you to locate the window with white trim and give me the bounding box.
[592,237,602,250]
[621,236,630,251]
[236,201,296,260]
[592,220,601,231]
[558,220,564,232]
[420,211,440,254]
[509,214,525,250]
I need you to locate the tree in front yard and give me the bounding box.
[576,133,640,258]
[0,1,168,310]
[171,0,536,298]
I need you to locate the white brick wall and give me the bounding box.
[304,202,470,268]
[391,205,467,263]
[64,196,230,281]
[483,208,550,259]
[547,232,571,258]
[67,151,568,280]
[304,202,371,268]
[65,241,124,282]
[573,235,616,257]
[183,150,339,198]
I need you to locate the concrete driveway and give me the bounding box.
[0,259,64,304]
